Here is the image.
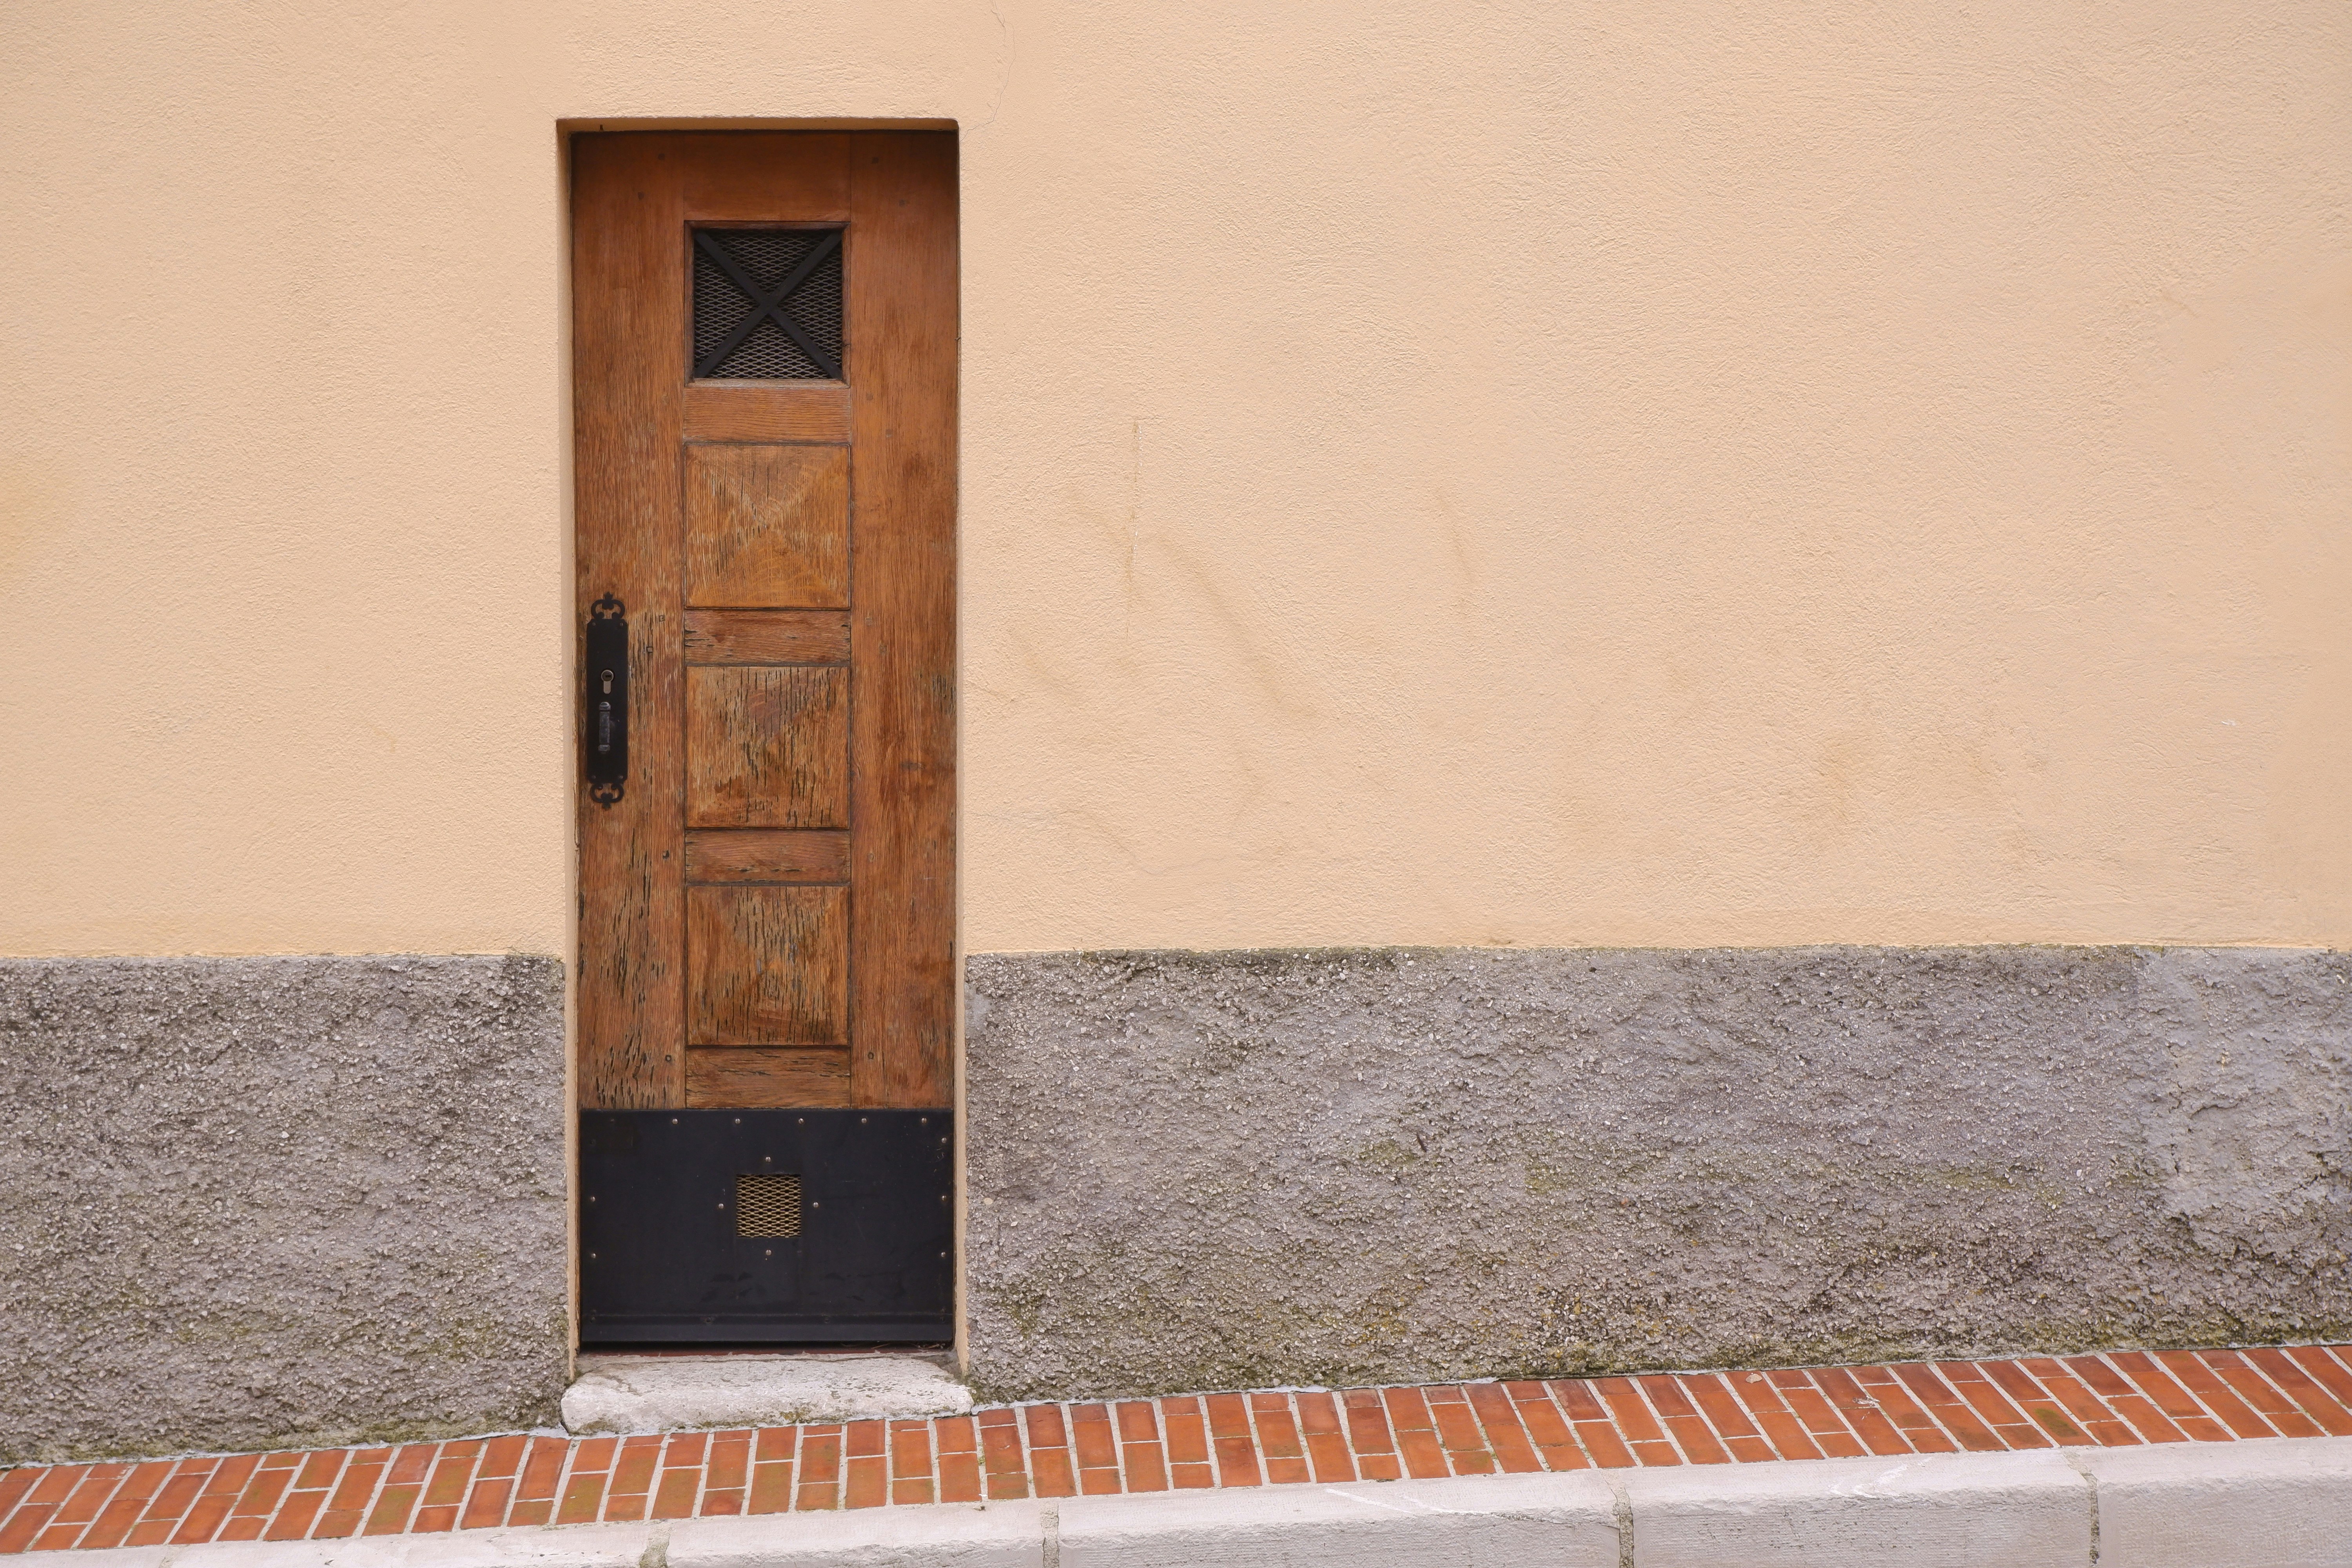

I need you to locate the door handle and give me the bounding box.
[585,594,629,806]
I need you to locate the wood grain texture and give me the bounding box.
[573,134,691,1109]
[848,134,959,1109]
[685,829,849,884]
[684,608,851,664]
[683,444,849,608]
[688,885,848,1046]
[679,136,850,220]
[686,666,846,828]
[684,1047,852,1108]
[683,383,850,443]
[577,130,952,1116]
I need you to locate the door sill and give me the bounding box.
[563,1348,970,1434]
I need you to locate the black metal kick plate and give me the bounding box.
[579,1109,952,1345]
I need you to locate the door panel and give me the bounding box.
[686,884,849,1045]
[682,827,849,884]
[683,608,851,664]
[684,1047,853,1109]
[682,444,849,608]
[684,665,848,828]
[682,382,851,443]
[572,130,954,1342]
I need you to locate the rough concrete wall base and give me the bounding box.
[0,956,569,1463]
[964,947,2352,1402]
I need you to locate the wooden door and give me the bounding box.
[573,131,954,1114]
[570,133,954,1343]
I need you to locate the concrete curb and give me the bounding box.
[29,1437,2352,1567]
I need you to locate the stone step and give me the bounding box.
[561,1352,971,1436]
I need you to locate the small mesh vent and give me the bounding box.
[736,1172,804,1238]
[693,229,844,381]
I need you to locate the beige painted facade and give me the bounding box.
[3,0,2346,958]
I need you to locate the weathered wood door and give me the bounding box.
[571,132,955,1343]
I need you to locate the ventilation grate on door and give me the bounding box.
[736,1172,804,1238]
[693,228,844,381]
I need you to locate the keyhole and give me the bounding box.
[600,668,615,695]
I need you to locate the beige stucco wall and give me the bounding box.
[2,1,2345,957]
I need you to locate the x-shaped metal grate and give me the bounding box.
[692,228,844,381]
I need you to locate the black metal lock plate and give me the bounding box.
[578,1109,954,1345]
[584,595,628,805]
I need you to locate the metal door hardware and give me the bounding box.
[578,1109,953,1343]
[692,227,845,381]
[585,595,629,806]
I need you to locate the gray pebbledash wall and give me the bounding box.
[0,956,569,1463]
[963,946,2352,1403]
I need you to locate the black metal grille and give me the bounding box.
[581,1109,952,1343]
[693,229,844,381]
[736,1172,803,1238]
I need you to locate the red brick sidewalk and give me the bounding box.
[5,1345,2350,1555]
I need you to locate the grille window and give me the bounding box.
[736,1173,804,1238]
[693,228,844,381]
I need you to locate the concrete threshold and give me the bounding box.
[561,1352,970,1435]
[29,1436,2352,1567]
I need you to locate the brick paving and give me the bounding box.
[4,1345,2350,1554]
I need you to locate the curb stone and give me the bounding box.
[2085,1436,2352,1568]
[1053,1474,1620,1567]
[21,1438,2352,1568]
[1620,1449,2089,1566]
